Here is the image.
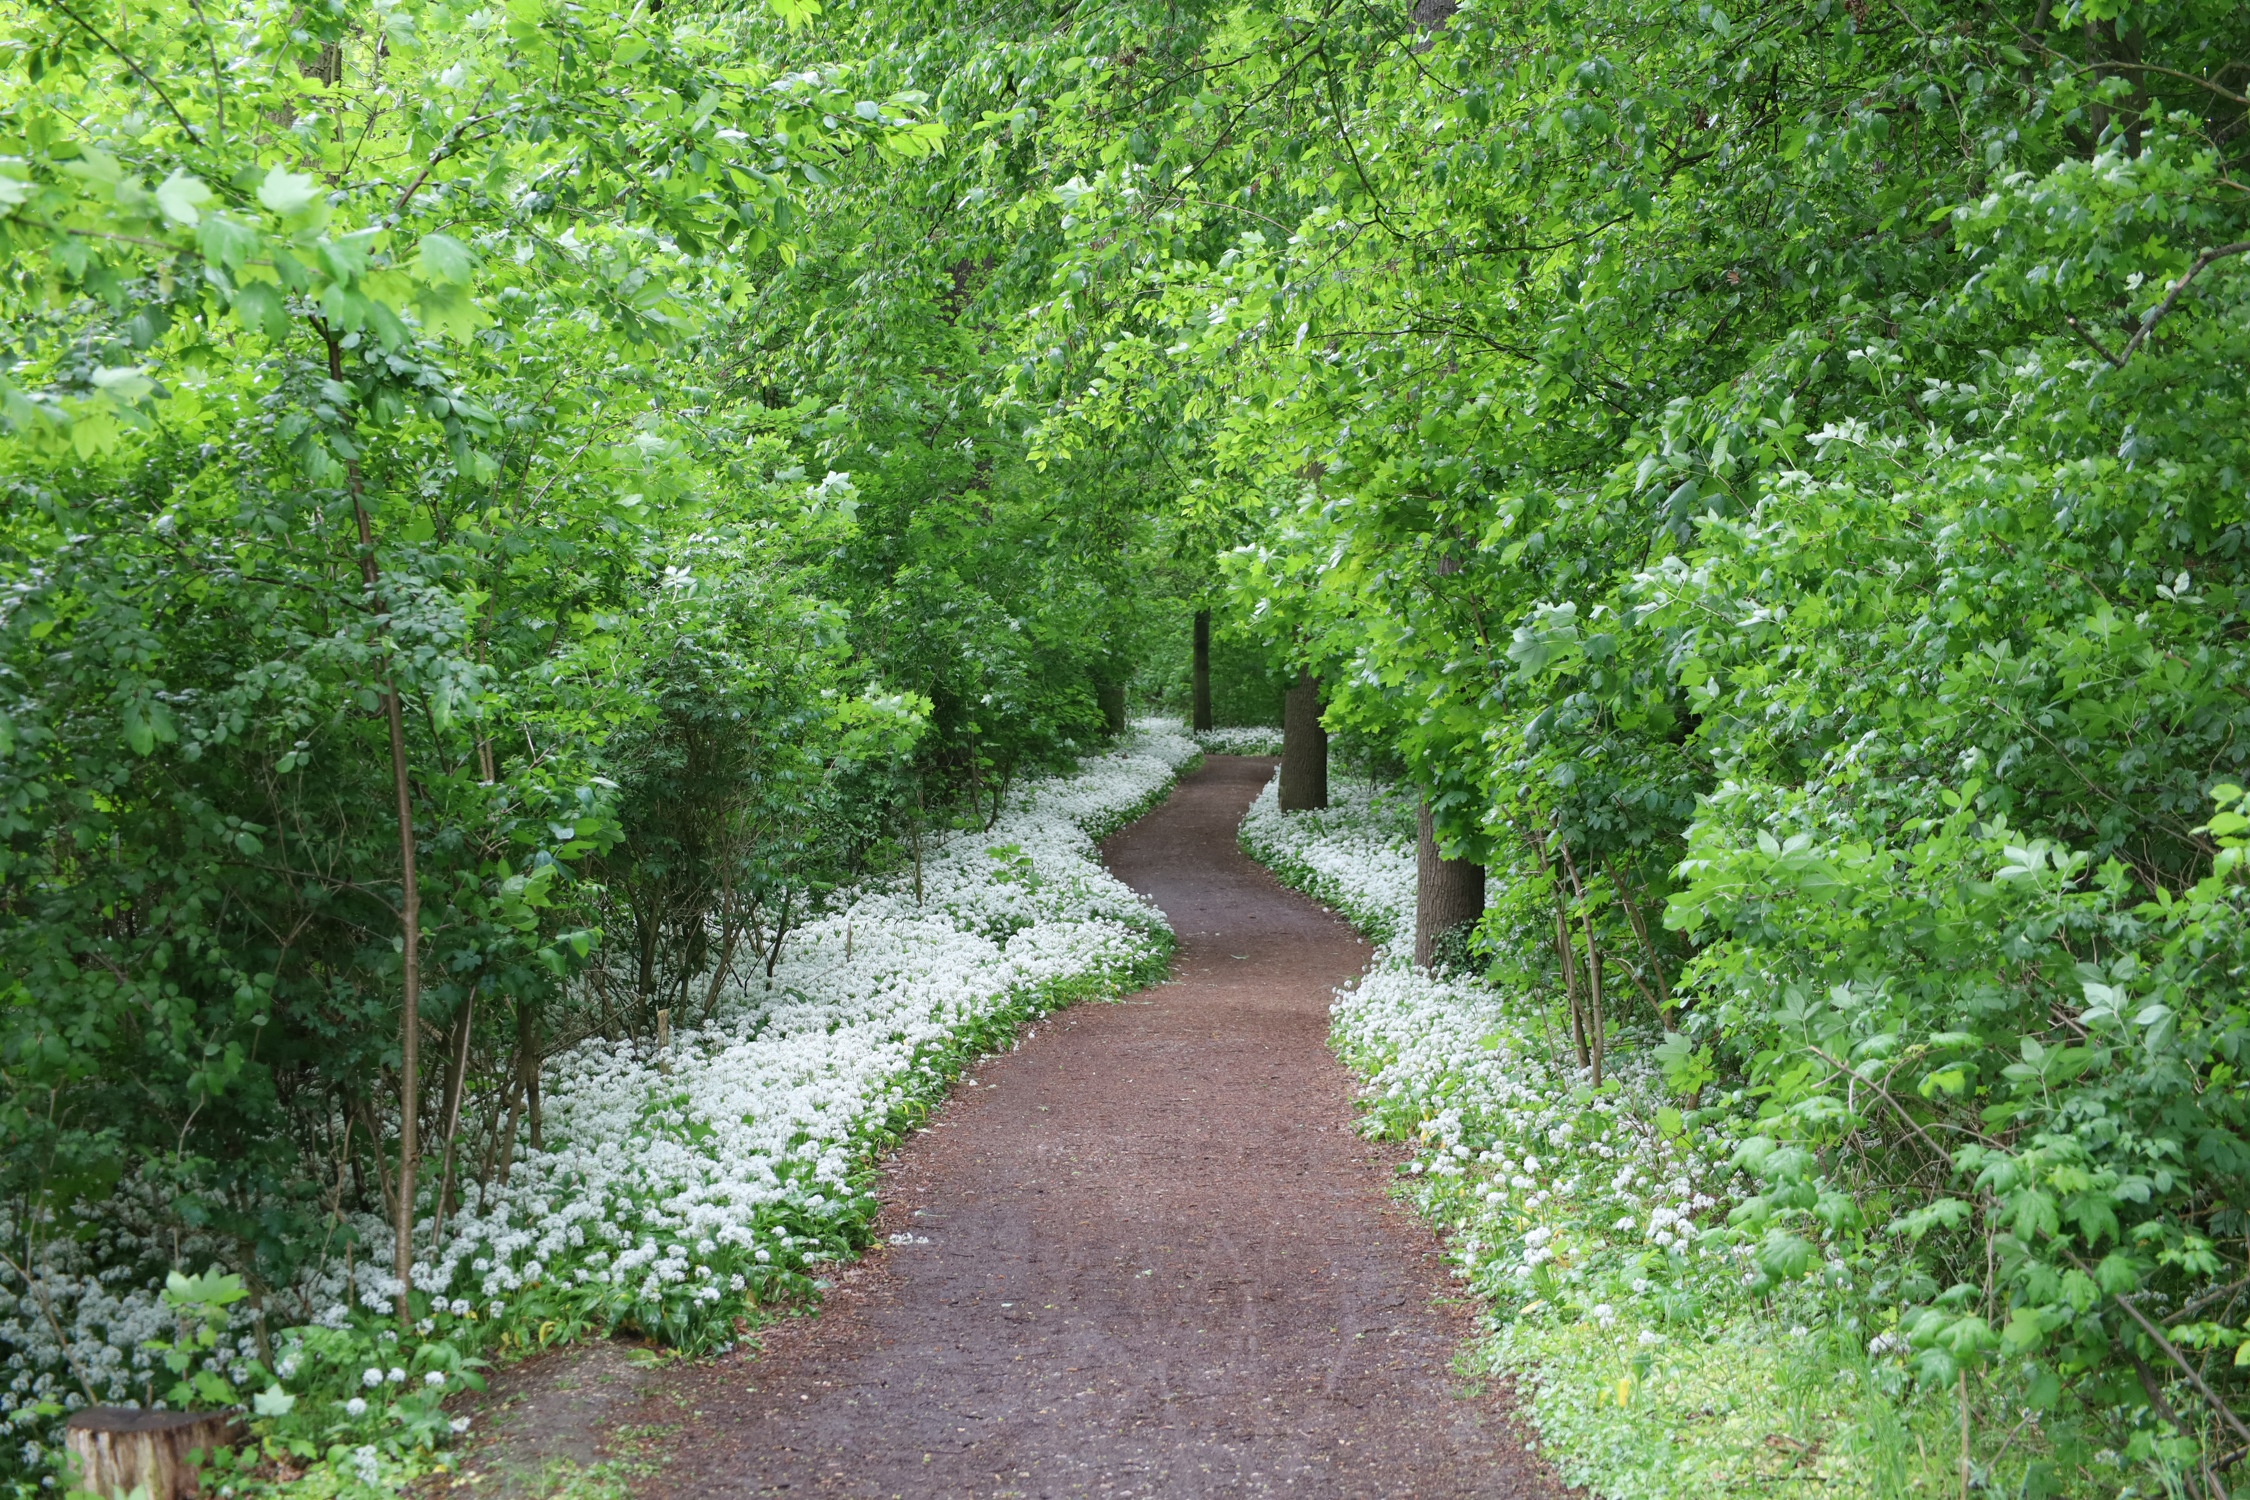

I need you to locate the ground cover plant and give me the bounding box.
[1244,773,2135,1495]
[1191,726,1286,756]
[2,725,1193,1490]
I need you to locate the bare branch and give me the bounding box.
[2120,241,2250,361]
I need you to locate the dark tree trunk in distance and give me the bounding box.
[1096,681,1126,736]
[1416,801,1485,969]
[1191,610,1213,731]
[1279,670,1328,811]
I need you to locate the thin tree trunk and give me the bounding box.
[964,738,985,828]
[431,985,475,1248]
[474,1076,515,1209]
[1096,680,1126,736]
[1279,670,1328,811]
[475,616,495,784]
[506,996,542,1167]
[698,914,746,1023]
[1562,916,1588,1067]
[494,1077,524,1188]
[1556,842,1604,1086]
[1605,863,1673,1026]
[1414,801,1485,969]
[1530,836,1588,1068]
[354,1096,397,1228]
[1191,610,1214,732]
[984,759,1014,832]
[526,1038,543,1152]
[1580,905,1606,1087]
[330,329,421,1324]
[764,889,795,979]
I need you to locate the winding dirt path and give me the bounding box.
[621,756,1561,1498]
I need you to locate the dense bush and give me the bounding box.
[0,0,1186,1487]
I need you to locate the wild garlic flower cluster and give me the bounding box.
[1238,773,1745,1334]
[1189,726,1285,755]
[1,724,1197,1480]
[1235,775,1419,945]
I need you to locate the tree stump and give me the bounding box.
[64,1408,239,1500]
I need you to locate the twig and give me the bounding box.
[2126,1345,2214,1500]
[2120,242,2250,361]
[2111,1283,2250,1449]
[0,1246,103,1405]
[2171,1275,2250,1326]
[390,83,500,219]
[1804,1044,1969,1166]
[43,0,204,144]
[2064,315,2125,368]
[180,0,226,134]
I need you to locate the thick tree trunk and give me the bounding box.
[1096,681,1126,735]
[1278,670,1328,811]
[1191,610,1213,731]
[1415,802,1485,970]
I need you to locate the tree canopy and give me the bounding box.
[5,0,2250,1487]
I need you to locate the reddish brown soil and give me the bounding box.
[466,756,1564,1499]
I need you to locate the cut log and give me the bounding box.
[1278,670,1328,812]
[1415,801,1485,970]
[64,1407,239,1500]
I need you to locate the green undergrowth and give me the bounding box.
[1494,1308,2010,1498]
[105,775,1187,1500]
[1242,813,2158,1499]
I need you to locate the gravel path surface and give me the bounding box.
[598,755,1563,1498]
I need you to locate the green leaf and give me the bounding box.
[90,365,154,404]
[416,232,478,286]
[155,170,213,227]
[233,282,291,340]
[257,165,322,217]
[122,701,155,757]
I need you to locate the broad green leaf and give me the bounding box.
[257,165,322,217]
[155,170,212,226]
[416,232,477,286]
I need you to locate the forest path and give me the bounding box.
[480,756,1562,1499]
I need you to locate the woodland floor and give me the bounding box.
[448,756,1566,1499]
